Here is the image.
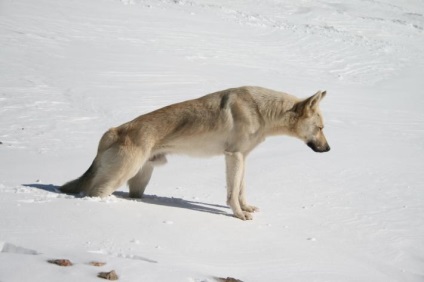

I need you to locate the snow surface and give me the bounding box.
[1,0,424,281]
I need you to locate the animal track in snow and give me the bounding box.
[88,249,158,264]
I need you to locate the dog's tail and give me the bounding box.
[60,128,120,195]
[60,161,96,194]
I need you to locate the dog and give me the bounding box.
[60,86,330,220]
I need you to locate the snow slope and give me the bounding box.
[1,0,423,281]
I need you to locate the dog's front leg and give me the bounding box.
[239,172,259,213]
[225,151,252,220]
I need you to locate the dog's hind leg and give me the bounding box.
[128,163,153,198]
[85,146,146,198]
[128,154,167,198]
[225,151,252,220]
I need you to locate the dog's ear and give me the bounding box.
[306,90,326,109]
[294,90,326,116]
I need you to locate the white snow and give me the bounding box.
[1,0,424,281]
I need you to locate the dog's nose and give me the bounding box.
[324,144,331,152]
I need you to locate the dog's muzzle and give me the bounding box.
[307,141,331,153]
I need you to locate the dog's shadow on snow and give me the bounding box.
[23,183,61,193]
[23,184,231,217]
[115,192,231,217]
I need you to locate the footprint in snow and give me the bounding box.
[163,220,174,225]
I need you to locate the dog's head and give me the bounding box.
[292,91,330,153]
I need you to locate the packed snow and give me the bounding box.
[1,0,423,281]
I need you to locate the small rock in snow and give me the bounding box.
[89,261,106,267]
[48,259,73,267]
[98,270,119,280]
[216,277,244,282]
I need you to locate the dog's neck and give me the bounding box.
[253,93,299,137]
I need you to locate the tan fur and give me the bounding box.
[61,86,330,220]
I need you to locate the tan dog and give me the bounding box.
[61,86,330,220]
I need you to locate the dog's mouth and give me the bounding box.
[307,141,331,153]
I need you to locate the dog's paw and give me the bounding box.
[129,191,142,199]
[241,205,259,213]
[234,211,253,221]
